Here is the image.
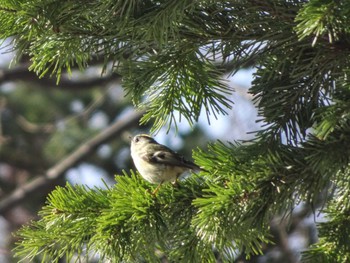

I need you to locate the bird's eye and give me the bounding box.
[135,137,139,143]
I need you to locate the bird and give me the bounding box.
[130,134,202,194]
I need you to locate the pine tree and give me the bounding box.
[1,0,350,262]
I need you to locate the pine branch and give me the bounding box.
[14,173,216,262]
[3,0,350,261]
[0,0,305,133]
[302,206,350,262]
[122,48,233,132]
[0,110,144,215]
[13,127,350,262]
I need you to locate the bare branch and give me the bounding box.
[0,63,122,89]
[0,110,144,214]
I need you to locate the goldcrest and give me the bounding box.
[130,134,202,193]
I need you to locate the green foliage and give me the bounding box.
[3,0,350,262]
[122,48,232,132]
[14,184,110,263]
[0,0,303,131]
[295,0,350,45]
[15,134,350,262]
[13,173,225,262]
[302,169,350,262]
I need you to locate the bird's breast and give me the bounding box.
[132,156,187,184]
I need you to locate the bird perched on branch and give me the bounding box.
[130,134,203,194]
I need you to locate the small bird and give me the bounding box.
[130,134,202,194]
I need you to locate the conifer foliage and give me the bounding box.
[1,0,350,262]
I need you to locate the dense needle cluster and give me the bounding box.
[1,0,350,262]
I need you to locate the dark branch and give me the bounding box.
[0,63,122,90]
[0,110,144,214]
[0,7,17,13]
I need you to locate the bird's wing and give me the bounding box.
[141,145,200,171]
